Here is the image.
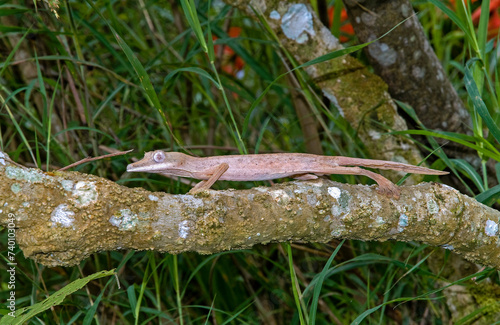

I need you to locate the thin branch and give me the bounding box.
[57,149,134,171]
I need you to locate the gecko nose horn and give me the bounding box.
[126,163,138,172]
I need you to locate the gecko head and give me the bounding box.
[126,150,186,173]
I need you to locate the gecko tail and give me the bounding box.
[335,157,449,175]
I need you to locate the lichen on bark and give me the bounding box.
[1,152,499,269]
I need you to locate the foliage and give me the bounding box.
[0,0,499,324]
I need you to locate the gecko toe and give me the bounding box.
[377,185,400,199]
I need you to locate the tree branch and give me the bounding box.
[1,151,498,269]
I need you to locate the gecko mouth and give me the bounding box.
[126,161,158,172]
[126,161,173,173]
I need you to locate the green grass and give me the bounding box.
[0,0,499,324]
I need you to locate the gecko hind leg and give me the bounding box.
[322,166,401,199]
[188,163,229,194]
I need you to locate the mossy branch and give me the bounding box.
[0,152,498,268]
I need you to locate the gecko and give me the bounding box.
[126,151,449,199]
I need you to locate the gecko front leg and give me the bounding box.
[188,163,229,194]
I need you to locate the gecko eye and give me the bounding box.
[153,151,165,163]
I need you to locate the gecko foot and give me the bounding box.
[376,184,401,199]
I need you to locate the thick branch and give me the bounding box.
[342,0,470,134]
[0,152,498,268]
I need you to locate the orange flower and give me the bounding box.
[213,27,245,78]
[328,6,354,42]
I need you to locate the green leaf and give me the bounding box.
[391,129,500,161]
[53,126,115,142]
[450,159,485,192]
[477,0,490,59]
[496,162,500,183]
[127,284,138,318]
[464,64,500,144]
[164,67,219,88]
[84,0,181,147]
[309,240,345,325]
[82,274,117,325]
[0,269,115,325]
[428,0,478,53]
[179,0,208,53]
[0,27,30,78]
[475,184,500,206]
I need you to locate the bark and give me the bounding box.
[342,0,470,134]
[1,151,499,269]
[224,0,426,184]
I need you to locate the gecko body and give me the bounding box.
[126,151,449,198]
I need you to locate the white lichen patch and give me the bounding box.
[179,195,204,209]
[109,209,138,231]
[441,244,454,251]
[51,204,75,227]
[332,206,347,218]
[270,189,291,205]
[0,152,6,166]
[5,166,46,182]
[281,4,315,44]
[306,194,318,206]
[412,66,425,79]
[72,181,98,206]
[269,10,280,20]
[178,220,190,239]
[11,183,21,194]
[60,180,74,191]
[398,214,409,232]
[485,219,499,237]
[426,199,439,214]
[148,194,159,201]
[368,130,381,140]
[330,187,350,218]
[368,42,397,67]
[330,222,346,236]
[328,187,342,200]
[375,216,385,225]
[320,25,340,50]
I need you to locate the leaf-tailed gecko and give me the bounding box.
[126,151,449,199]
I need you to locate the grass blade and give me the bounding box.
[285,243,307,325]
[0,269,115,325]
[475,184,500,206]
[428,0,478,53]
[309,240,345,325]
[84,0,181,148]
[464,63,500,144]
